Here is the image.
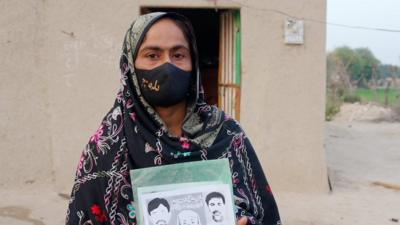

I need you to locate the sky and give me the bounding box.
[326,0,400,66]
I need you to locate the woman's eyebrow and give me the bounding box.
[140,45,189,52]
[171,45,189,51]
[139,46,163,52]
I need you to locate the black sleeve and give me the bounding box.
[225,122,282,225]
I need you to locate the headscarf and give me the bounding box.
[66,12,281,225]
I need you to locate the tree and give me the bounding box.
[354,47,380,87]
[328,46,381,87]
[378,64,400,79]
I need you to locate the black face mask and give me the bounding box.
[135,63,192,107]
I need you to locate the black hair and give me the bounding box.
[161,13,199,103]
[147,198,170,215]
[132,12,198,70]
[165,14,198,67]
[205,192,225,205]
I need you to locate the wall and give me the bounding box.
[43,0,136,193]
[136,0,329,193]
[0,0,53,189]
[239,0,329,192]
[0,0,328,193]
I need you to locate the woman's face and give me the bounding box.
[134,18,192,72]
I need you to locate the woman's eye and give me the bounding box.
[146,54,159,59]
[174,53,185,59]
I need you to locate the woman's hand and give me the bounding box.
[237,216,248,225]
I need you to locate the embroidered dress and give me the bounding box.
[66,12,281,225]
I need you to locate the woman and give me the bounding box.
[66,12,281,225]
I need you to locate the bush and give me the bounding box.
[342,94,361,103]
[325,93,341,121]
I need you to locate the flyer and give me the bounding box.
[130,159,236,225]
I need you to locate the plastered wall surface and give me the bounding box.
[239,1,329,192]
[43,0,136,193]
[0,0,53,189]
[0,0,328,193]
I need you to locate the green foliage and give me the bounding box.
[378,64,400,78]
[325,100,341,121]
[354,48,380,81]
[328,46,381,87]
[325,90,342,121]
[355,88,400,106]
[342,94,361,103]
[325,46,400,120]
[332,46,362,80]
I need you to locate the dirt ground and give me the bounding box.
[277,121,400,225]
[1,103,399,225]
[277,103,400,225]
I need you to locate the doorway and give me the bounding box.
[141,8,241,120]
